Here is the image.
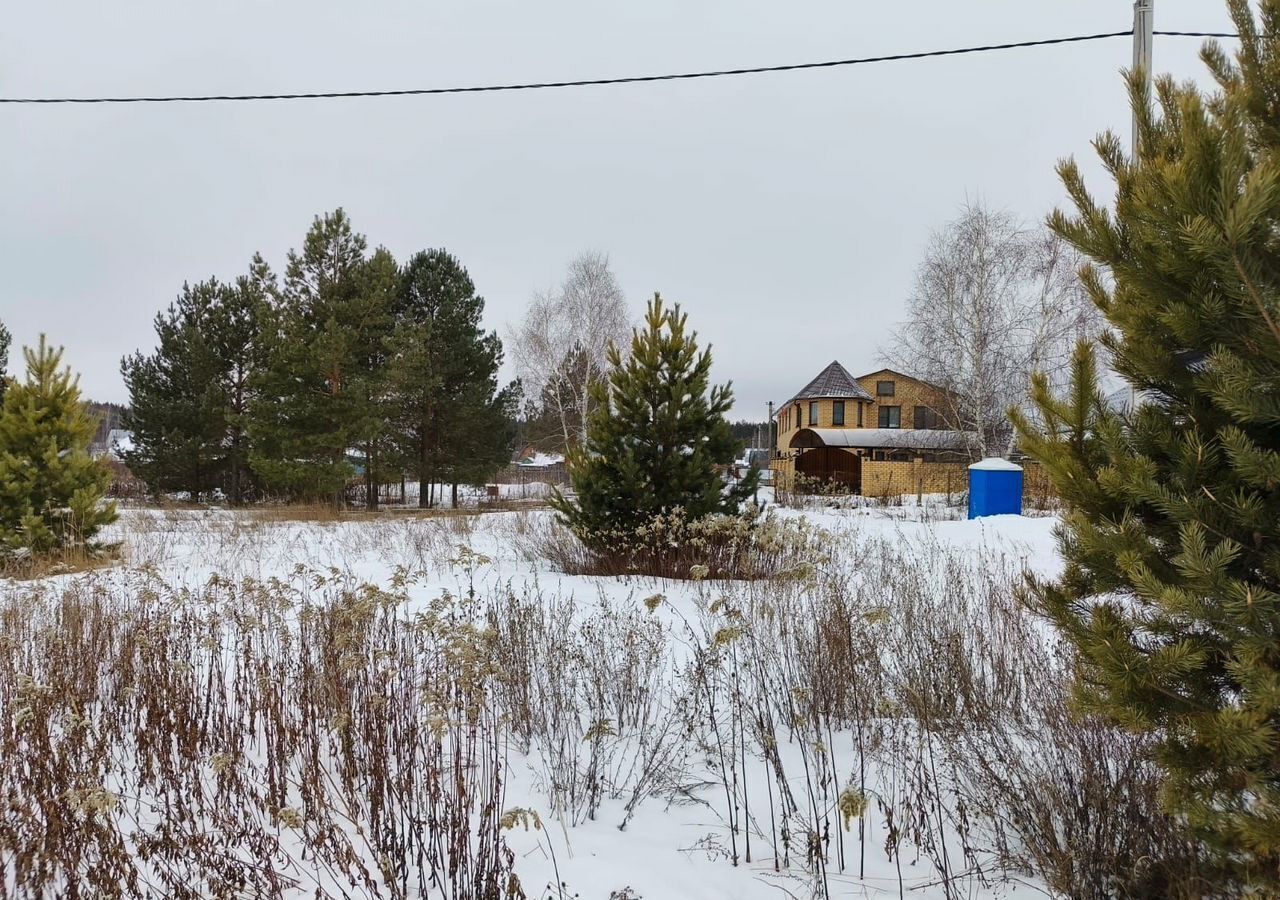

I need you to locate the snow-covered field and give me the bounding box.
[2,501,1068,900]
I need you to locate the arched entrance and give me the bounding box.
[790,429,861,492]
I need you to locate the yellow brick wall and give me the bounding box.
[774,396,871,451]
[855,369,951,431]
[860,458,969,499]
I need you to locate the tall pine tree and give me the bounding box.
[387,250,513,507]
[250,210,392,505]
[219,256,273,505]
[1015,2,1280,885]
[553,294,754,542]
[0,336,116,556]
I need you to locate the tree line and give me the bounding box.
[123,209,517,508]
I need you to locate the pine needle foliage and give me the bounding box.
[553,294,755,547]
[0,336,116,557]
[1015,2,1280,886]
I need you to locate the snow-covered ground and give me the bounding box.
[3,503,1065,899]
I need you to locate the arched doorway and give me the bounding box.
[795,446,860,491]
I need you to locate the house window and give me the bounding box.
[857,402,863,427]
[876,380,896,397]
[809,401,819,426]
[832,401,845,426]
[878,405,901,428]
[913,406,941,429]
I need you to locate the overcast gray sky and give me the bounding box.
[1,0,1236,416]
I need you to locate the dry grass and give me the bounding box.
[0,508,1211,899]
[0,566,529,899]
[0,546,121,581]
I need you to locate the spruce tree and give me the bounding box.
[1016,3,1280,884]
[123,279,244,501]
[0,336,116,556]
[553,294,754,542]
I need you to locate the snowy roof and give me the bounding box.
[969,457,1023,471]
[103,429,133,459]
[789,427,974,451]
[516,452,565,468]
[782,361,873,405]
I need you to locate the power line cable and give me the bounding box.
[0,28,1239,106]
[1153,30,1240,38]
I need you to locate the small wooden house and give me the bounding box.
[771,362,975,498]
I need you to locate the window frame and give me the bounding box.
[832,400,845,426]
[876,380,896,397]
[808,401,819,426]
[913,405,940,429]
[878,405,902,429]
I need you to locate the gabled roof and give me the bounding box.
[783,361,873,405]
[855,367,950,394]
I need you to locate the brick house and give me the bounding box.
[771,362,975,497]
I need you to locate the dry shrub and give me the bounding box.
[1,506,1212,899]
[860,535,1206,899]
[0,567,527,899]
[486,588,686,829]
[0,544,120,580]
[532,509,826,580]
[660,526,1209,899]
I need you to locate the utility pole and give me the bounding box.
[1131,0,1153,414]
[764,400,774,504]
[1132,0,1154,159]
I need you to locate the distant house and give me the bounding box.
[771,362,974,497]
[513,446,566,468]
[90,428,134,461]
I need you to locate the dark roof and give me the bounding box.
[784,361,873,405]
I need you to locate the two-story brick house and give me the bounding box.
[771,361,974,497]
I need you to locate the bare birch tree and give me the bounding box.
[510,251,630,451]
[886,201,1099,457]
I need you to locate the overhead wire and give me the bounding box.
[0,28,1239,106]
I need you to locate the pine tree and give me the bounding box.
[0,336,116,556]
[218,257,273,505]
[250,210,391,505]
[553,294,755,542]
[387,249,512,507]
[1015,3,1280,884]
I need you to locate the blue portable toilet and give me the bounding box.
[968,457,1023,519]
